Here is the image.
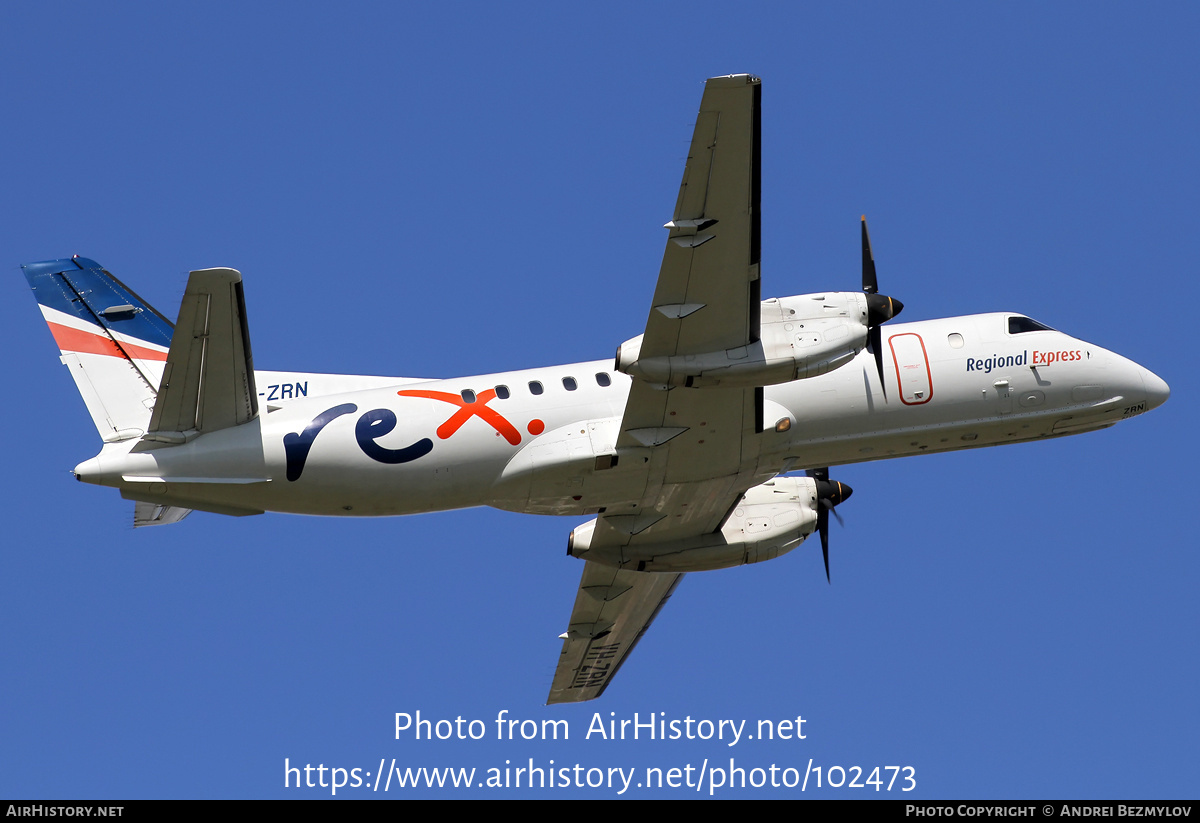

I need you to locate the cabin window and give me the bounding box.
[595,372,612,387]
[528,381,544,396]
[947,333,964,349]
[562,377,578,391]
[1008,316,1053,334]
[460,389,476,403]
[494,384,510,400]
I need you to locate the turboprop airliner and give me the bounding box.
[21,74,1168,704]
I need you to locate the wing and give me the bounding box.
[548,75,769,703]
[620,72,764,485]
[548,562,682,704]
[641,72,762,361]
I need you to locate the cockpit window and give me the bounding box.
[1008,316,1054,334]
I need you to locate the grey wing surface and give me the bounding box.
[640,73,762,362]
[548,563,682,704]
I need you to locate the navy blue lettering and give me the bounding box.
[354,409,433,465]
[285,403,435,480]
[966,352,1030,374]
[267,383,309,402]
[284,403,357,481]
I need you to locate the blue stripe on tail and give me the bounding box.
[22,257,174,349]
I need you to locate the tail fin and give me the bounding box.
[22,256,173,442]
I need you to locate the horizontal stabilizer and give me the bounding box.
[120,488,264,518]
[133,501,192,528]
[147,268,258,440]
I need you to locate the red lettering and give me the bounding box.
[396,388,523,446]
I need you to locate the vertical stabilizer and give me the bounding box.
[22,257,174,442]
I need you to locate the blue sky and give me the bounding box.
[2,3,1196,798]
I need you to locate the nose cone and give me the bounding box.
[1140,367,1170,412]
[866,293,903,326]
[816,479,853,508]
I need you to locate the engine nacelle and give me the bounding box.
[567,476,820,572]
[615,292,870,388]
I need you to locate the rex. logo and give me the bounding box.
[284,389,543,481]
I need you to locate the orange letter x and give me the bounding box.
[395,388,522,445]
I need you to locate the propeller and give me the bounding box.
[861,216,904,398]
[806,468,853,583]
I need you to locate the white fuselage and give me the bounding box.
[73,311,1168,520]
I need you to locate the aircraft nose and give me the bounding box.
[1139,366,1170,411]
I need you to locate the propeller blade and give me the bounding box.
[861,215,878,295]
[808,468,852,584]
[818,504,830,583]
[860,216,902,399]
[829,500,845,528]
[869,324,887,400]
